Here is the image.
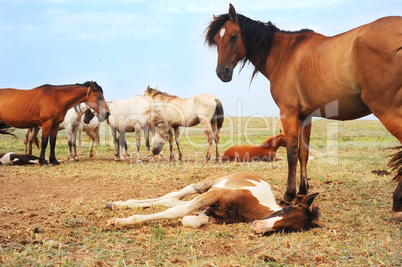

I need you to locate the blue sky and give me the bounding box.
[0,0,401,118]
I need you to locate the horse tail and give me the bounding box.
[388,146,402,182]
[0,121,16,137]
[33,135,40,148]
[212,99,224,131]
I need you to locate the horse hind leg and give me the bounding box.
[173,126,183,161]
[296,117,312,204]
[211,119,221,162]
[199,117,213,163]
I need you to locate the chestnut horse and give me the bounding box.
[205,5,402,218]
[0,82,110,165]
[222,130,286,162]
[144,86,224,162]
[106,172,320,234]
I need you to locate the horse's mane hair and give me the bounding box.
[143,104,168,129]
[388,146,402,181]
[40,81,104,94]
[205,13,313,81]
[144,87,178,100]
[258,133,284,148]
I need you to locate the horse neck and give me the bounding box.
[262,31,320,80]
[260,136,281,150]
[54,86,88,112]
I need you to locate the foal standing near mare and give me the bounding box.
[0,82,110,165]
[144,86,224,162]
[205,5,402,220]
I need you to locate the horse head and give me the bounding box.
[249,193,320,234]
[84,81,110,123]
[205,4,246,82]
[148,103,169,155]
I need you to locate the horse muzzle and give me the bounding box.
[216,65,233,82]
[152,143,165,156]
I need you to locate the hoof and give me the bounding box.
[107,218,117,227]
[393,211,402,222]
[105,203,115,210]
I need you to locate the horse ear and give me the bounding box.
[229,4,237,23]
[301,193,319,207]
[280,129,283,134]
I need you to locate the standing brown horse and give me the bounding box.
[0,81,110,165]
[206,5,402,219]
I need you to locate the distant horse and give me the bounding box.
[0,152,40,165]
[0,82,110,165]
[222,130,286,162]
[106,172,320,234]
[0,123,40,165]
[144,86,224,162]
[24,103,100,160]
[107,95,169,162]
[205,5,402,214]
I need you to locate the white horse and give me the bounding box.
[77,112,101,158]
[24,103,100,160]
[107,95,169,162]
[144,86,224,163]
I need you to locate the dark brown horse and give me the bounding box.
[0,82,110,165]
[206,5,402,218]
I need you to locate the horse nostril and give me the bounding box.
[224,67,229,76]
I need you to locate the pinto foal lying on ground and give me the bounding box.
[222,130,286,162]
[106,172,320,234]
[0,152,40,165]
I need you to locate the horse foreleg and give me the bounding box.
[107,190,220,228]
[118,131,127,161]
[280,115,300,205]
[168,127,174,161]
[200,118,213,163]
[78,126,84,157]
[296,117,312,203]
[111,127,120,161]
[135,127,142,162]
[211,120,220,162]
[48,126,60,165]
[93,127,100,157]
[24,128,30,154]
[143,127,153,162]
[173,126,182,161]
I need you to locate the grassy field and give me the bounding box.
[0,117,401,266]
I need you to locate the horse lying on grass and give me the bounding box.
[0,152,40,165]
[106,172,320,235]
[222,130,286,162]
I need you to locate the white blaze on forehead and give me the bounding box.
[220,28,226,38]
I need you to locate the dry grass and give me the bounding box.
[0,117,401,266]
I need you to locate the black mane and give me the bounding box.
[205,12,313,81]
[40,81,103,94]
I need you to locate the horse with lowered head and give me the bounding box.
[144,86,224,163]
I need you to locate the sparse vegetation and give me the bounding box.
[0,117,401,266]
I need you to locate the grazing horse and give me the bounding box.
[107,95,169,162]
[144,86,224,162]
[205,5,402,212]
[24,103,97,160]
[0,152,40,165]
[106,172,320,234]
[0,82,110,165]
[222,130,286,162]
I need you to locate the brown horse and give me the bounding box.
[0,82,110,165]
[205,5,402,216]
[222,130,286,162]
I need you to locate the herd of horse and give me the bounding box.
[1,4,401,234]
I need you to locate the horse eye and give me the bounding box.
[230,34,237,42]
[98,96,102,100]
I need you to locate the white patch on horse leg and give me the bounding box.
[180,213,210,228]
[249,217,283,234]
[220,28,226,38]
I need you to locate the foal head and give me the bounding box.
[249,193,320,234]
[147,104,169,155]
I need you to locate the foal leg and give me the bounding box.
[107,190,221,228]
[296,117,312,203]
